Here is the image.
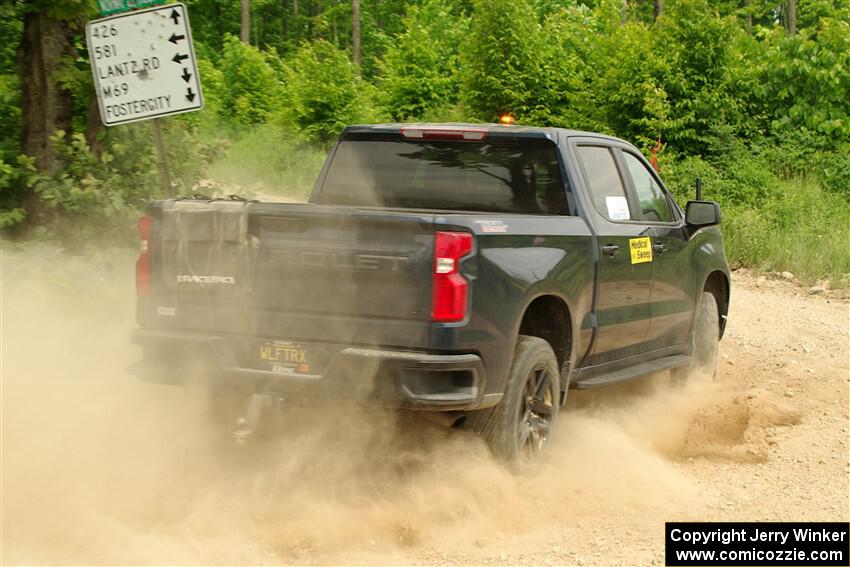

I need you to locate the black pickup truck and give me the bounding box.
[132,123,730,464]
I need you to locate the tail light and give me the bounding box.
[431,231,473,323]
[136,215,152,296]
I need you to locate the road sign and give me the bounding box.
[86,3,203,126]
[97,0,164,16]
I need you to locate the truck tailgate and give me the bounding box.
[143,201,438,348]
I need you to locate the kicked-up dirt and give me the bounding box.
[1,247,848,565]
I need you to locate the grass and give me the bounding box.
[203,123,327,202]
[722,178,850,287]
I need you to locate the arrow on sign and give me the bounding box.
[181,67,192,82]
[172,53,189,64]
[168,33,186,45]
[170,9,181,24]
[186,88,196,102]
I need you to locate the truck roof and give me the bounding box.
[341,123,629,145]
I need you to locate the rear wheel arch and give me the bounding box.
[516,293,574,394]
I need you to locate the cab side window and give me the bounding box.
[576,146,630,221]
[622,152,673,223]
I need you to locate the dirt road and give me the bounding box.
[2,248,848,565]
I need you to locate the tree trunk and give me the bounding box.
[787,0,796,36]
[293,0,299,42]
[241,0,250,44]
[315,0,322,38]
[18,11,74,175]
[282,0,288,40]
[352,0,361,70]
[84,91,104,158]
[621,0,628,24]
[653,0,663,20]
[17,10,75,226]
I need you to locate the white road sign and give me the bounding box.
[86,3,203,126]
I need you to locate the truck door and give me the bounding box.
[619,150,694,350]
[573,144,653,365]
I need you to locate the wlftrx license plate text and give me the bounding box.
[259,341,310,374]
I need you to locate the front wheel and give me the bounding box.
[672,291,720,382]
[468,336,560,467]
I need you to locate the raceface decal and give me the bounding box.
[176,275,236,284]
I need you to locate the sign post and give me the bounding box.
[85,2,203,196]
[150,118,172,196]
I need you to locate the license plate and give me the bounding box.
[258,340,311,374]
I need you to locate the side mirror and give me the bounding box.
[685,200,721,228]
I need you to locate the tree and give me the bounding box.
[461,0,543,121]
[378,0,468,120]
[281,40,377,143]
[17,4,80,174]
[219,34,283,124]
[352,0,361,69]
[241,0,250,43]
[786,0,796,35]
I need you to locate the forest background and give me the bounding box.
[1,0,848,284]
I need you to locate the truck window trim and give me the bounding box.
[617,148,680,225]
[571,140,683,228]
[573,144,633,223]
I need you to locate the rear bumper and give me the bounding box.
[130,328,498,411]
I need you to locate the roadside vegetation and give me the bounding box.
[1,0,848,285]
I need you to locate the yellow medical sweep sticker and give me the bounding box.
[629,237,653,264]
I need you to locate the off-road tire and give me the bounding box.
[467,335,560,467]
[672,291,720,382]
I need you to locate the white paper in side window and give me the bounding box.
[605,196,630,220]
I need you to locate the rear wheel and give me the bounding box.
[672,291,720,382]
[468,336,560,467]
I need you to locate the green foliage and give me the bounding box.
[21,0,97,20]
[590,18,674,146]
[723,180,850,285]
[0,4,22,162]
[755,19,850,145]
[219,35,285,125]
[23,130,157,241]
[279,40,378,144]
[0,157,28,230]
[195,57,226,119]
[205,123,326,202]
[0,74,21,162]
[657,148,850,284]
[2,0,848,281]
[378,0,468,121]
[652,0,745,155]
[461,0,544,121]
[661,150,774,209]
[183,0,240,56]
[4,121,221,242]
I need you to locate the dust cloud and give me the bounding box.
[1,245,803,564]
